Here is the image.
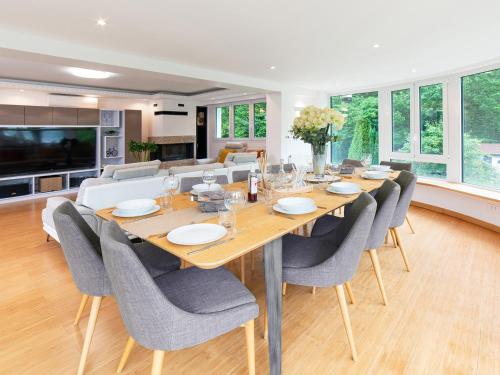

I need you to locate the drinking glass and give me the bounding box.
[218,208,236,234]
[224,190,246,232]
[162,176,180,210]
[263,187,274,213]
[202,169,217,191]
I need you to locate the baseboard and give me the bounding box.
[411,201,500,233]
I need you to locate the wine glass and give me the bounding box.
[224,190,246,233]
[202,169,217,191]
[162,175,179,210]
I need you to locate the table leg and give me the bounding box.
[264,238,282,375]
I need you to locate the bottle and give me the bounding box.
[247,165,258,203]
[276,158,287,188]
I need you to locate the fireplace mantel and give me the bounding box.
[149,135,195,144]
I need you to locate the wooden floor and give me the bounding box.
[0,197,498,375]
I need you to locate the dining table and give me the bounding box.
[96,171,399,375]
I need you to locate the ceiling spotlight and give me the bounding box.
[243,92,248,95]
[19,89,24,92]
[270,66,276,70]
[372,43,380,48]
[411,68,417,73]
[67,67,114,79]
[96,18,107,27]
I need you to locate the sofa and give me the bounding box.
[42,159,258,242]
[196,142,259,166]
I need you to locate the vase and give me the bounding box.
[311,145,327,178]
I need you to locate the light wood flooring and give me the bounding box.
[0,196,498,374]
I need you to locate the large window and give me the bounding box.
[216,106,229,139]
[254,102,267,138]
[462,68,500,191]
[419,83,444,155]
[233,104,249,138]
[330,91,379,165]
[392,89,411,152]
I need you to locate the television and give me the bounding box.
[0,127,97,177]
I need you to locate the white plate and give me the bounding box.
[190,183,222,195]
[369,165,391,172]
[273,204,317,215]
[167,223,227,245]
[362,171,388,180]
[116,198,156,213]
[277,197,316,212]
[329,181,360,193]
[112,204,160,218]
[327,187,361,195]
[304,174,341,183]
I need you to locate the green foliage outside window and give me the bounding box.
[419,84,443,155]
[330,92,379,165]
[234,104,249,138]
[254,102,267,138]
[216,107,229,138]
[392,89,411,152]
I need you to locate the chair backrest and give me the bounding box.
[380,160,412,171]
[341,159,364,167]
[322,193,376,284]
[268,163,295,173]
[52,202,112,296]
[100,221,182,349]
[232,169,250,182]
[391,170,417,227]
[366,179,400,249]
[179,175,229,193]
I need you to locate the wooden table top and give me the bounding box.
[96,173,398,269]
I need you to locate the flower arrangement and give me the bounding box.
[290,106,345,154]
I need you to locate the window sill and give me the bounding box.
[417,178,500,203]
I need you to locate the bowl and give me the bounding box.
[116,198,156,213]
[329,182,360,193]
[192,183,222,194]
[277,197,315,212]
[369,165,391,172]
[363,170,388,179]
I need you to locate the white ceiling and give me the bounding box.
[0,0,499,92]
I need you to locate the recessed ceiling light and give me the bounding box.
[243,92,248,95]
[66,67,114,79]
[270,66,276,70]
[411,68,417,73]
[19,89,24,92]
[373,43,380,48]
[96,18,107,27]
[210,97,215,100]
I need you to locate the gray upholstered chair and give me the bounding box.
[341,159,364,167]
[388,170,417,271]
[311,180,401,305]
[281,193,376,361]
[268,163,295,173]
[52,202,180,375]
[100,221,259,375]
[179,175,228,193]
[380,162,415,233]
[232,169,251,182]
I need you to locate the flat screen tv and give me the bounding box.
[0,127,97,177]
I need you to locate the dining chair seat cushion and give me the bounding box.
[133,242,181,279]
[311,215,343,237]
[282,233,336,269]
[155,266,256,314]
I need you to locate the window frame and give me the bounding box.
[212,99,266,141]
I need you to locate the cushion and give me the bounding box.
[225,142,247,150]
[133,242,180,278]
[170,163,224,175]
[232,152,258,165]
[113,165,159,180]
[217,148,236,163]
[101,160,161,178]
[155,266,256,314]
[311,215,343,237]
[76,178,114,205]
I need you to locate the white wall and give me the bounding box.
[151,98,198,137]
[0,88,98,108]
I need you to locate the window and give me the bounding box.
[392,159,447,179]
[216,106,229,139]
[391,89,411,152]
[233,104,249,138]
[419,83,444,155]
[330,91,379,165]
[462,68,500,191]
[254,102,267,138]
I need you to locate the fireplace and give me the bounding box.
[152,142,194,161]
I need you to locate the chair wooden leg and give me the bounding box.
[368,249,388,305]
[406,215,415,234]
[335,285,358,361]
[77,296,103,375]
[116,336,135,373]
[392,228,411,272]
[263,308,268,340]
[389,228,398,248]
[46,233,51,242]
[240,255,246,285]
[312,286,316,295]
[344,282,355,304]
[151,350,165,375]
[244,320,256,375]
[73,294,89,325]
[180,259,185,269]
[282,282,287,296]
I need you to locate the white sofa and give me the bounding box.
[42,160,257,242]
